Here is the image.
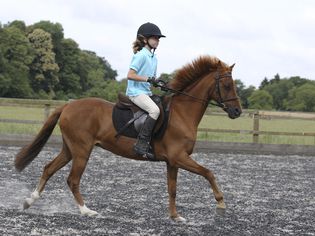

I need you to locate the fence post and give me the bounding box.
[253,111,259,143]
[44,104,51,121]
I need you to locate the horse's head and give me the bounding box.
[168,56,242,119]
[209,61,242,119]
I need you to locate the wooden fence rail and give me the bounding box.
[199,111,315,143]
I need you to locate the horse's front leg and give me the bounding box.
[166,164,186,222]
[176,154,226,210]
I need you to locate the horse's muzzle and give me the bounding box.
[225,107,242,119]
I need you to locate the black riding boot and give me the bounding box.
[134,116,156,160]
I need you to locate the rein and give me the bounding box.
[156,72,239,109]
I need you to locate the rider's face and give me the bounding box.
[147,36,160,49]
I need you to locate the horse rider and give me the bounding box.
[125,22,166,159]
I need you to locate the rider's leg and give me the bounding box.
[129,94,160,159]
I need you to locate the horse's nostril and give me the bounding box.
[234,108,241,116]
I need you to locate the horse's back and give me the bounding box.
[59,98,114,138]
[68,97,114,107]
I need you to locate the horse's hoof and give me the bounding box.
[23,198,33,210]
[86,210,98,217]
[81,209,99,217]
[216,200,226,216]
[23,201,31,210]
[216,207,226,216]
[79,205,99,216]
[171,215,187,223]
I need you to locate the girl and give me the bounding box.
[126,22,165,159]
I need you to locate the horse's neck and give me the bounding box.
[171,78,213,129]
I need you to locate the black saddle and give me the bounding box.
[112,93,169,139]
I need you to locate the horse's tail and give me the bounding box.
[14,104,67,172]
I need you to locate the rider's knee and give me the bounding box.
[149,106,160,120]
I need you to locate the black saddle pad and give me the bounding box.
[112,98,170,140]
[112,106,140,138]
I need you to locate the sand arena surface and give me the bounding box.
[0,146,314,235]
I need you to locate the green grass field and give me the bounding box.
[1,105,315,145]
[198,114,315,145]
[0,106,61,135]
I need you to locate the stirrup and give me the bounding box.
[133,145,157,161]
[142,152,156,161]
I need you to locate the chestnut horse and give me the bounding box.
[15,56,242,221]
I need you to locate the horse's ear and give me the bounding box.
[230,63,235,70]
[217,60,223,69]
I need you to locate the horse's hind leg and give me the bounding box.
[23,145,71,209]
[66,145,97,216]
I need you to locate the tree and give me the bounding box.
[262,78,295,110]
[235,79,256,109]
[28,21,64,65]
[28,28,59,97]
[99,57,117,80]
[55,38,81,97]
[248,90,273,110]
[0,52,11,96]
[1,20,120,99]
[288,76,308,87]
[6,20,27,32]
[77,50,111,92]
[259,77,269,90]
[84,79,127,102]
[0,24,34,97]
[284,83,315,112]
[270,73,280,84]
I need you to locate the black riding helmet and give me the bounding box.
[137,22,166,38]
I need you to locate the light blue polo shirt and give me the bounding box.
[126,47,157,96]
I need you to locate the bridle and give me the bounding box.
[157,72,239,109]
[212,72,239,109]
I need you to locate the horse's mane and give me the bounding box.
[168,56,228,91]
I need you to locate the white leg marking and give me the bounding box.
[217,200,226,209]
[172,216,187,222]
[79,204,99,216]
[24,189,40,209]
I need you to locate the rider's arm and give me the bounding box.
[127,69,148,82]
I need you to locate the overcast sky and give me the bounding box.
[1,0,315,87]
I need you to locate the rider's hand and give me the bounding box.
[147,77,159,87]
